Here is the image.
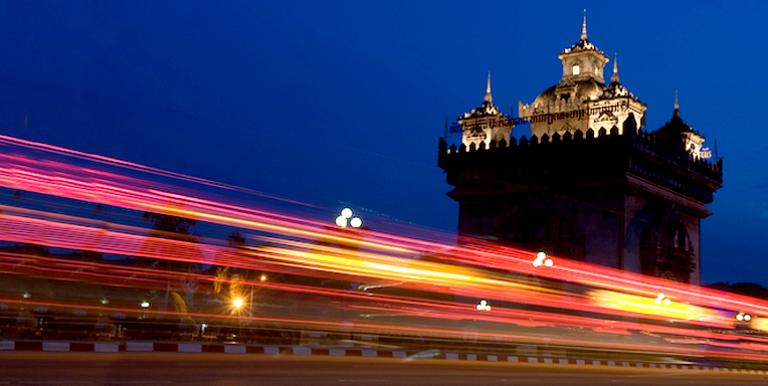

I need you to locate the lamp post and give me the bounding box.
[476,300,491,311]
[335,208,363,229]
[334,207,364,341]
[654,293,672,306]
[532,250,553,267]
[737,312,752,322]
[230,296,245,342]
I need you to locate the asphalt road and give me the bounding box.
[0,353,766,386]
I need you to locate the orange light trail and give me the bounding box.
[1,134,767,364]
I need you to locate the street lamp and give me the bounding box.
[737,312,752,322]
[231,296,244,311]
[532,250,553,267]
[335,207,362,228]
[140,300,150,309]
[654,293,671,305]
[476,300,491,311]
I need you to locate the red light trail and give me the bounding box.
[0,134,766,364]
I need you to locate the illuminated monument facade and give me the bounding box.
[438,16,722,284]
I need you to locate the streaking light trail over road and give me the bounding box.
[0,134,766,366]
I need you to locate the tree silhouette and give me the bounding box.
[139,208,202,318]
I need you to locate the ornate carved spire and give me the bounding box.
[581,9,588,40]
[484,71,492,103]
[611,53,620,83]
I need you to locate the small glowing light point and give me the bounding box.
[744,314,752,322]
[100,298,110,305]
[21,292,31,299]
[350,217,363,228]
[140,300,150,308]
[663,298,671,305]
[232,297,244,310]
[335,215,348,228]
[260,273,267,282]
[341,208,353,218]
[544,258,554,267]
[536,251,547,260]
[737,313,744,321]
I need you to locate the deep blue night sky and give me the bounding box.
[0,1,764,285]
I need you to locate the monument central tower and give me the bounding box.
[439,16,722,284]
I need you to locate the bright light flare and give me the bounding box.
[231,297,244,310]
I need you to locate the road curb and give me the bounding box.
[0,340,766,374]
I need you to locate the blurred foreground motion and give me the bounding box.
[0,134,766,368]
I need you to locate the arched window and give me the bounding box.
[673,223,688,251]
[572,64,581,76]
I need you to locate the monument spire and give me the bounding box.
[581,9,588,40]
[611,53,620,83]
[484,71,492,103]
[674,89,680,117]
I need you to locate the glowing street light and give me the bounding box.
[259,273,268,282]
[231,297,244,310]
[140,300,150,308]
[335,207,363,228]
[737,312,752,322]
[654,293,671,305]
[476,300,491,311]
[532,250,553,267]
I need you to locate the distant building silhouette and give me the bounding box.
[438,15,722,284]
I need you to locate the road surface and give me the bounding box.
[0,352,765,385]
